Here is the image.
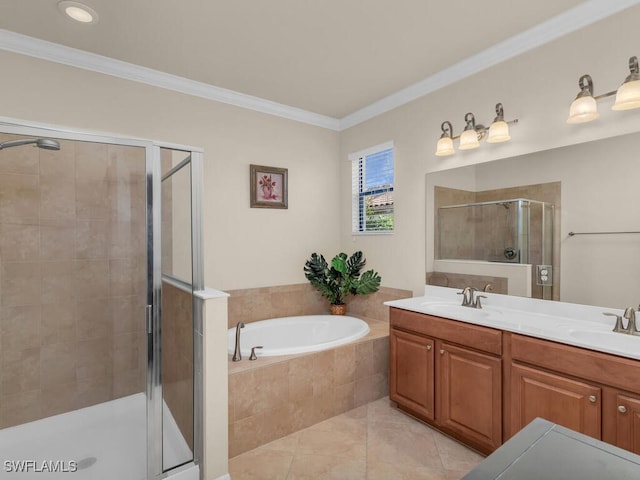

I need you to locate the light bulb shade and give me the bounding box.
[435,136,455,156]
[612,79,640,110]
[458,129,480,150]
[567,95,599,124]
[486,120,510,143]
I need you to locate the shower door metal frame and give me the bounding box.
[148,147,204,479]
[0,118,204,480]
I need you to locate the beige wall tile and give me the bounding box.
[0,390,41,428]
[106,145,146,182]
[41,261,74,304]
[75,142,108,181]
[75,178,109,220]
[335,344,356,386]
[75,220,109,259]
[288,355,314,402]
[76,298,112,340]
[334,382,355,415]
[41,302,75,345]
[1,261,40,306]
[355,373,388,407]
[73,260,108,298]
[311,350,335,396]
[40,176,76,221]
[0,223,39,261]
[40,342,76,389]
[39,224,75,261]
[1,347,39,395]
[0,173,39,224]
[355,341,374,380]
[41,382,78,418]
[108,258,144,297]
[112,295,145,334]
[77,376,112,408]
[1,305,41,353]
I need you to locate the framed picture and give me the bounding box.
[250,164,288,209]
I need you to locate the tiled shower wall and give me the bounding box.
[0,135,147,428]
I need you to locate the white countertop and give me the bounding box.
[385,286,640,361]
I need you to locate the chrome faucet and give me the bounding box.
[623,307,639,335]
[457,287,486,309]
[232,321,245,361]
[604,307,639,335]
[458,287,473,306]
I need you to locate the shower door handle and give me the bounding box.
[146,305,153,334]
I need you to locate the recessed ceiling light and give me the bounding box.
[58,1,98,24]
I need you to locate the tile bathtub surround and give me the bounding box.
[229,396,484,480]
[227,284,410,457]
[227,283,412,328]
[228,319,390,458]
[0,136,147,428]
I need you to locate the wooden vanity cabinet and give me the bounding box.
[389,328,435,420]
[438,341,502,451]
[510,333,640,454]
[389,307,502,454]
[510,363,601,439]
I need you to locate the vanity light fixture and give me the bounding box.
[58,1,99,24]
[567,56,640,124]
[435,103,517,156]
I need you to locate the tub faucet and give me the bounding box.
[232,322,245,362]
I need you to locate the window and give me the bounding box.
[350,142,394,233]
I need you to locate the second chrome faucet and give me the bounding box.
[458,287,487,309]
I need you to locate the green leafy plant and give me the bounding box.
[303,251,382,306]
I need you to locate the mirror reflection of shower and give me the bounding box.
[0,138,61,150]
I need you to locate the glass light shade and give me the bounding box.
[435,136,455,156]
[458,129,480,150]
[486,120,511,143]
[567,95,599,124]
[612,80,640,110]
[58,1,98,23]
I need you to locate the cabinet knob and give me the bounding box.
[440,349,445,355]
[588,395,597,403]
[426,345,432,351]
[618,405,627,413]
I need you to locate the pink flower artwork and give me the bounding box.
[257,173,282,201]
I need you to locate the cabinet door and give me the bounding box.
[438,342,502,452]
[615,393,640,455]
[511,363,601,439]
[389,328,435,420]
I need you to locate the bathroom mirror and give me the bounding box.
[426,130,640,309]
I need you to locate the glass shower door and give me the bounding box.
[159,148,195,474]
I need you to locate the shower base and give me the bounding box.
[0,393,194,479]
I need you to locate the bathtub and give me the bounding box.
[227,315,370,357]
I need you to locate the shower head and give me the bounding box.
[0,138,61,151]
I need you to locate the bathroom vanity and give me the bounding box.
[386,287,640,456]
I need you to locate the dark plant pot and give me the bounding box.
[330,304,347,315]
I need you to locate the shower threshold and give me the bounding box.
[0,393,191,479]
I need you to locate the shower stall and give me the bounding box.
[0,125,203,479]
[437,198,555,299]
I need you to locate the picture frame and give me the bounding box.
[250,164,288,209]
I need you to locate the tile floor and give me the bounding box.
[229,396,484,479]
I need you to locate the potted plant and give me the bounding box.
[303,251,382,315]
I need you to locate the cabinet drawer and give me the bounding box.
[390,307,502,355]
[511,334,640,392]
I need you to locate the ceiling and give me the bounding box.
[0,0,631,124]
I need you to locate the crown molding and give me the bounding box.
[0,29,341,131]
[339,0,640,130]
[1,0,638,133]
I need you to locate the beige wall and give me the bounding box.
[339,6,640,295]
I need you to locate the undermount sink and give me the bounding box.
[568,329,640,352]
[422,302,491,318]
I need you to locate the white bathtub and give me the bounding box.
[227,315,370,357]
